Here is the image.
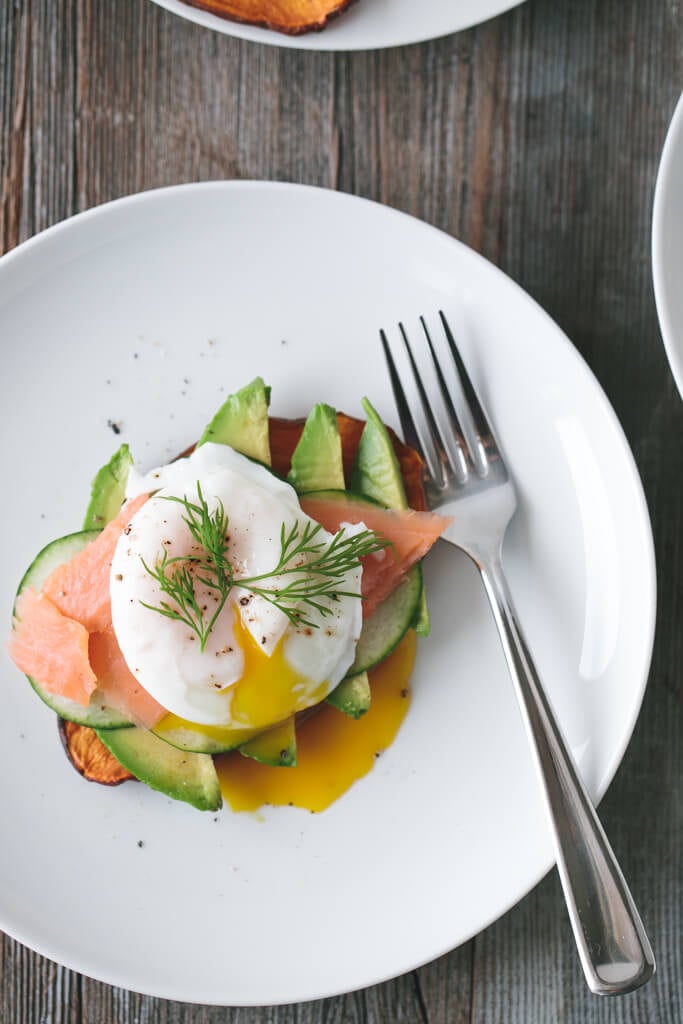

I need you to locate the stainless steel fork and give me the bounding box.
[381,311,655,996]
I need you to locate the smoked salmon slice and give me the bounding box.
[42,494,148,633]
[9,494,155,719]
[89,627,166,730]
[300,496,451,617]
[9,587,97,705]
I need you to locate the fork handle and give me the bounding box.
[478,551,655,996]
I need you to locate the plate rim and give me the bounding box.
[652,90,683,399]
[148,0,526,52]
[0,180,657,1003]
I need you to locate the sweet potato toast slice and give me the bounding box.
[59,720,135,785]
[181,0,356,34]
[53,409,426,790]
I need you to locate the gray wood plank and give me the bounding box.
[467,1,683,1022]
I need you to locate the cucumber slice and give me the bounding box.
[349,565,422,675]
[299,487,381,507]
[239,716,297,767]
[97,726,222,812]
[15,531,132,729]
[18,530,100,593]
[27,680,132,729]
[326,672,371,718]
[152,715,260,755]
[411,589,431,637]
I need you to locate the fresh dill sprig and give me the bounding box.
[139,483,233,651]
[139,484,390,646]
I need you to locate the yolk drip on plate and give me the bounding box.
[216,631,417,813]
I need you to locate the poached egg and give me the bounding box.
[110,444,364,729]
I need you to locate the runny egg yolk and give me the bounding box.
[156,615,330,740]
[228,616,330,730]
[215,630,417,813]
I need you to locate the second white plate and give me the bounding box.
[653,91,683,399]
[0,182,655,1004]
[151,0,525,50]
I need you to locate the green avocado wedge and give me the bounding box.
[287,412,369,721]
[239,716,297,767]
[351,397,430,637]
[96,725,222,812]
[351,397,407,509]
[197,376,271,464]
[325,672,371,719]
[82,444,134,531]
[287,403,345,492]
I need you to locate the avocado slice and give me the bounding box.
[96,725,222,811]
[287,403,345,492]
[239,716,297,767]
[197,376,271,465]
[82,444,134,530]
[351,398,408,509]
[351,398,430,636]
[287,411,368,719]
[326,672,371,719]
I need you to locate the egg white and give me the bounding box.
[110,444,363,727]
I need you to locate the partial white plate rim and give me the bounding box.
[652,90,683,398]
[149,0,525,51]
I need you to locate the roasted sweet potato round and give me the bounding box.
[59,720,135,785]
[180,0,357,35]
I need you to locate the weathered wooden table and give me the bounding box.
[1,0,681,1020]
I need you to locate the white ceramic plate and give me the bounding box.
[0,182,654,1005]
[151,0,525,51]
[652,91,683,399]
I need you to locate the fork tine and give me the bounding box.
[419,316,471,480]
[438,310,500,465]
[379,328,423,458]
[380,326,448,486]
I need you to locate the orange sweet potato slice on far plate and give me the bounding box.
[59,720,135,786]
[181,0,357,34]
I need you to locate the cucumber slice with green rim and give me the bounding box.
[15,530,133,729]
[299,487,382,507]
[411,590,431,636]
[151,716,260,755]
[26,680,133,729]
[326,672,371,718]
[18,530,101,593]
[96,725,222,812]
[349,565,422,675]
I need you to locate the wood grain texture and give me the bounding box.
[0,0,681,1021]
